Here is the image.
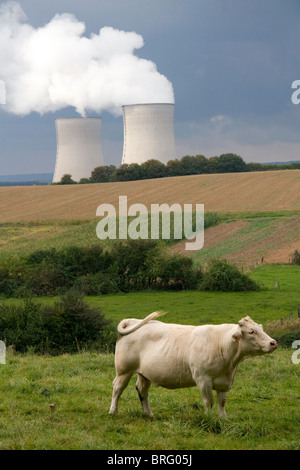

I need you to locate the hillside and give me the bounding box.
[1,169,300,267]
[172,216,300,267]
[1,169,300,222]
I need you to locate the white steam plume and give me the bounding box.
[0,1,174,116]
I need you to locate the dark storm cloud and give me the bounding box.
[0,0,299,174]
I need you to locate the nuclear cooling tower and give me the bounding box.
[121,103,176,165]
[52,117,104,183]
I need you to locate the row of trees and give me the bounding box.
[57,153,300,185]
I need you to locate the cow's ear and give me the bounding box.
[232,328,242,343]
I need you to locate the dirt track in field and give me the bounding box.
[1,169,300,223]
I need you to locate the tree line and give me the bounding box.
[55,153,300,184]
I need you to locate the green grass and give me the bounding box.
[2,264,300,326]
[0,219,103,258]
[0,234,300,449]
[87,264,300,327]
[0,211,219,258]
[2,210,294,259]
[220,210,300,220]
[0,349,298,450]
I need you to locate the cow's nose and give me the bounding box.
[270,340,277,348]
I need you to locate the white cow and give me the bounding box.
[109,312,277,417]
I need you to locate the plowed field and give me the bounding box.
[1,169,300,222]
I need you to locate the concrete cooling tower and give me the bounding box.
[52,117,104,183]
[121,103,176,165]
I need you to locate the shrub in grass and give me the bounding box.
[0,290,116,354]
[155,254,203,290]
[276,332,300,348]
[0,298,48,352]
[73,272,120,295]
[265,318,300,348]
[110,239,162,291]
[291,250,300,265]
[200,258,260,292]
[42,289,116,354]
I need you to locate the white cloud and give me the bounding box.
[0,2,174,117]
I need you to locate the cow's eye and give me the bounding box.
[249,330,254,334]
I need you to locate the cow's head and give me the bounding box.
[232,316,277,356]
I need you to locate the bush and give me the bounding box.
[155,255,203,290]
[291,250,300,265]
[59,174,76,185]
[276,332,300,348]
[0,291,116,354]
[264,318,300,348]
[74,272,120,295]
[0,242,207,296]
[0,298,49,353]
[24,246,114,295]
[200,258,260,292]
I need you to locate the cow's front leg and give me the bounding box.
[195,378,214,413]
[217,391,227,417]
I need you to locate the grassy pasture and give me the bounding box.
[0,349,298,450]
[0,265,299,450]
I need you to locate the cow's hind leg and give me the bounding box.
[109,372,133,414]
[136,373,153,416]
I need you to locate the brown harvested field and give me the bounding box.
[1,169,300,222]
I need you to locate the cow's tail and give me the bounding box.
[117,311,166,336]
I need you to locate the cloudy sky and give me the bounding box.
[0,0,299,176]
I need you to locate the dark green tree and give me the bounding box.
[166,159,185,176]
[140,159,167,179]
[208,156,220,173]
[111,163,144,181]
[217,154,247,173]
[60,174,76,184]
[90,165,116,182]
